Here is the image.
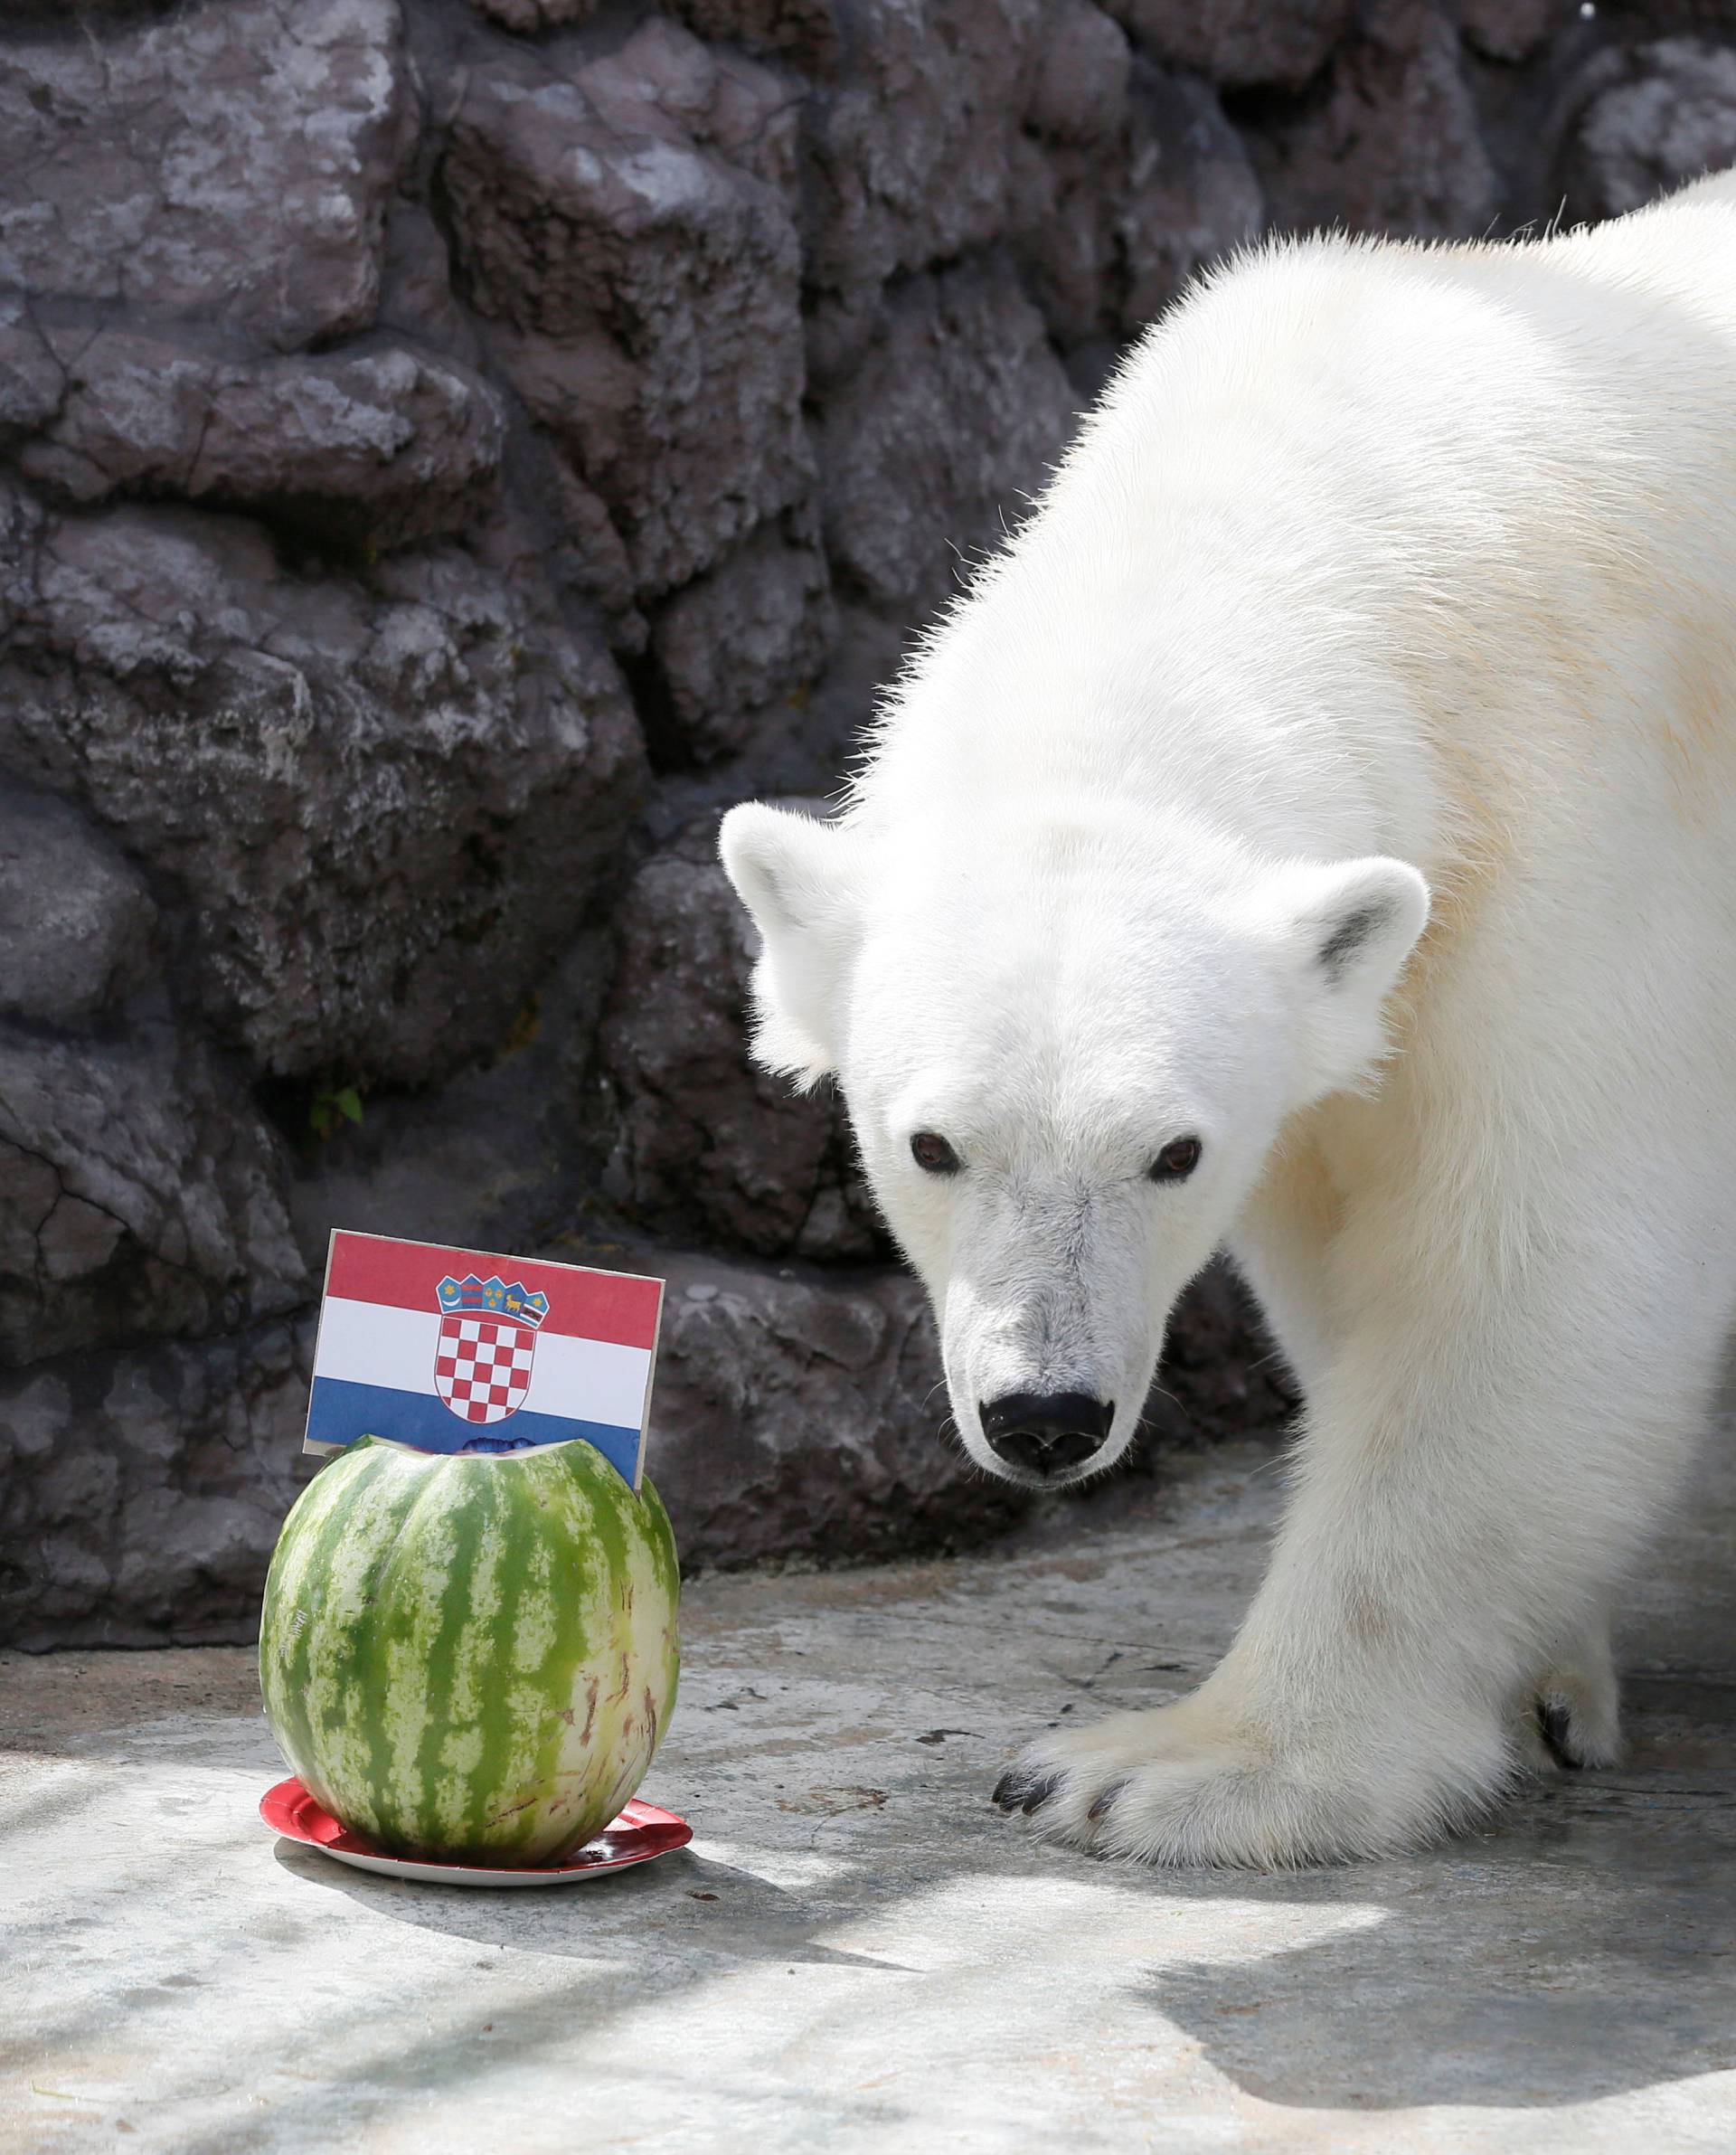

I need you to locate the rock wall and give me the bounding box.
[0,0,1724,1645]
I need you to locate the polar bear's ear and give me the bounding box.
[718,802,867,1090]
[1265,855,1431,1098]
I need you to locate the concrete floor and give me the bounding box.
[4,1436,1735,2155]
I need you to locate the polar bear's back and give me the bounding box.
[858,175,1736,875]
[1082,176,1736,592]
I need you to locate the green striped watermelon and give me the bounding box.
[259,1436,679,1866]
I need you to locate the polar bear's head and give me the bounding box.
[719,799,1428,1489]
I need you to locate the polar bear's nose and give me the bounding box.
[979,1392,1114,1477]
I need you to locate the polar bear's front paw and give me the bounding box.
[993,1697,1480,1868]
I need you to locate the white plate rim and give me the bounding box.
[307,1842,656,1887]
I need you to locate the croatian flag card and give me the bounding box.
[304,1231,664,1489]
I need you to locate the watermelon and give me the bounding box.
[259,1436,679,1866]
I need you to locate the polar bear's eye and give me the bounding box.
[1148,1136,1203,1183]
[910,1131,961,1176]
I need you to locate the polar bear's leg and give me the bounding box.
[1232,1165,1622,1778]
[1226,1128,1345,1404]
[995,1205,1724,1865]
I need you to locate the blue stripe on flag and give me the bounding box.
[305,1375,643,1488]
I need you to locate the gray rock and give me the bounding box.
[1009,132,1120,353]
[377,201,485,366]
[0,1022,307,1367]
[546,454,645,629]
[469,0,600,28]
[803,283,890,396]
[596,819,884,1262]
[0,0,406,353]
[649,1248,1025,1569]
[1458,0,1567,65]
[443,22,809,598]
[1246,0,1498,241]
[1027,0,1134,146]
[281,929,617,1281]
[0,298,61,444]
[1014,66,1263,349]
[1561,40,1736,223]
[17,332,504,550]
[0,787,156,1028]
[648,520,838,766]
[0,487,645,1083]
[1123,71,1266,331]
[1151,1257,1299,1452]
[1102,0,1352,90]
[666,0,842,72]
[817,257,1080,619]
[0,1318,315,1649]
[802,0,1046,292]
[699,598,909,802]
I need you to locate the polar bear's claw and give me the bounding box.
[992,1766,1061,1814]
[1528,1668,1621,1772]
[1519,1632,1622,1773]
[1535,1700,1583,1770]
[1086,1778,1129,1822]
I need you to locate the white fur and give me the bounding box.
[719,172,1736,1866]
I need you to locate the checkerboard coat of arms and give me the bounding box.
[434,1274,551,1426]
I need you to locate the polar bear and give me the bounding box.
[719,171,1736,1867]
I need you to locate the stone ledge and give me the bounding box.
[0,1242,1292,1648]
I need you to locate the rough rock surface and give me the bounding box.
[818,258,1080,619]
[1117,71,1269,336]
[1460,0,1570,65]
[803,0,1045,294]
[1028,0,1136,146]
[443,21,809,598]
[0,1024,306,1367]
[0,1319,313,1650]
[1560,39,1736,222]
[0,787,155,1029]
[1245,0,1500,241]
[596,814,884,1262]
[0,488,643,1082]
[0,0,1711,1645]
[0,0,405,354]
[14,331,504,547]
[667,0,842,71]
[1105,0,1354,90]
[469,0,600,29]
[648,1249,1022,1574]
[1012,43,1265,354]
[647,520,838,768]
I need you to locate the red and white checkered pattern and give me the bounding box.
[433,1315,537,1425]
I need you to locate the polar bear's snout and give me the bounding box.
[979,1391,1115,1478]
[941,1244,1158,1487]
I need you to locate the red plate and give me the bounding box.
[261,1777,693,1887]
